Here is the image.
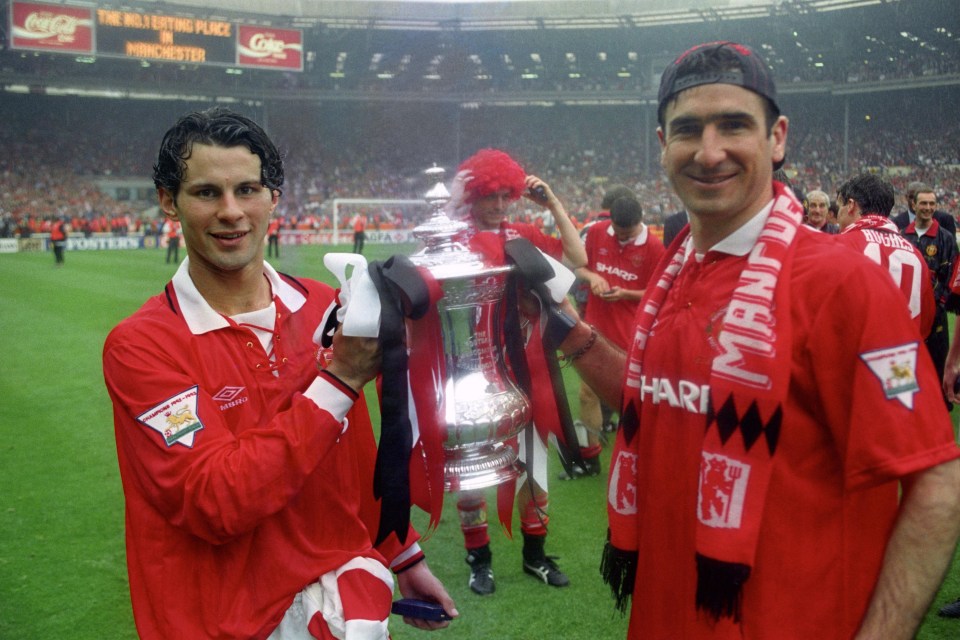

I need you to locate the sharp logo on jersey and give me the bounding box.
[137,386,203,447]
[639,375,711,415]
[213,385,249,410]
[596,262,639,282]
[860,342,921,409]
[697,453,751,529]
[608,450,639,515]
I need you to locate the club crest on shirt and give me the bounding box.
[860,343,920,409]
[608,450,639,515]
[137,386,203,447]
[705,306,727,346]
[698,453,751,529]
[925,245,937,257]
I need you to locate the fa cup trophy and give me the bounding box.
[408,165,530,492]
[325,165,579,544]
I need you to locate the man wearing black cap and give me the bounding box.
[555,41,960,638]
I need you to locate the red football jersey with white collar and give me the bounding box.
[583,220,665,350]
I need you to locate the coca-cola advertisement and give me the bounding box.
[10,1,94,53]
[236,25,303,71]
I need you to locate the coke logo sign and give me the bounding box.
[247,33,286,55]
[24,11,80,42]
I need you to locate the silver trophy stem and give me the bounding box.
[409,165,528,491]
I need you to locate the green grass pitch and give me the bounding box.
[1,243,958,639]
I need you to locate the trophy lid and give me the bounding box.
[409,165,511,281]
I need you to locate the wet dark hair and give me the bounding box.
[837,173,896,217]
[610,195,643,228]
[601,184,635,210]
[152,107,283,200]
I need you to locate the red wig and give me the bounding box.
[457,149,527,204]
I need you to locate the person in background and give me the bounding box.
[103,107,455,640]
[564,194,664,479]
[661,209,688,247]
[557,41,960,639]
[50,215,68,266]
[834,173,934,336]
[165,217,182,264]
[448,148,586,596]
[901,183,958,409]
[893,180,957,236]
[803,189,839,234]
[569,183,639,439]
[267,215,281,258]
[352,211,367,254]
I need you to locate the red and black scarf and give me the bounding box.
[602,182,804,622]
[843,213,900,236]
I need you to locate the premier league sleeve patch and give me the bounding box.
[137,386,204,447]
[860,342,920,409]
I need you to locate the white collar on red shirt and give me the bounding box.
[688,199,775,263]
[606,221,650,246]
[172,258,307,335]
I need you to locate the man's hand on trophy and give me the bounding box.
[324,326,382,394]
[443,170,474,219]
[514,280,544,319]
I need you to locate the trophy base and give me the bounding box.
[443,444,522,492]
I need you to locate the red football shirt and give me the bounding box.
[837,221,935,336]
[621,228,957,639]
[583,221,665,350]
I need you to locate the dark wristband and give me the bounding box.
[393,553,426,574]
[544,305,578,347]
[317,369,359,399]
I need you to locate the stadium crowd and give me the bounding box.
[1,98,958,239]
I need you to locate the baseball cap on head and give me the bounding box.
[657,41,784,169]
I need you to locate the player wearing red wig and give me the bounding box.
[449,149,587,597]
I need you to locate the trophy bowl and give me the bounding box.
[408,166,530,492]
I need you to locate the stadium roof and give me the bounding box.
[155,0,889,29]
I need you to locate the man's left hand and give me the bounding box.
[396,560,458,630]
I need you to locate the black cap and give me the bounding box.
[658,41,779,116]
[658,41,783,169]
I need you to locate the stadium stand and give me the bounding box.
[0,0,957,238]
